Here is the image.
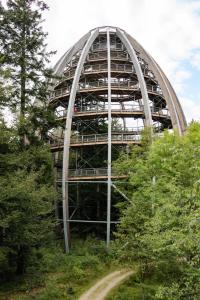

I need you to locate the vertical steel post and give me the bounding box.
[62,29,98,253]
[116,29,153,129]
[106,28,112,248]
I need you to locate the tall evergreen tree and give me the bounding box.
[0,0,57,280]
[0,122,57,279]
[0,0,56,144]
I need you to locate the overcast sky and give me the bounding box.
[3,0,200,122]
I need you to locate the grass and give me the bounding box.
[0,238,119,300]
[106,273,158,300]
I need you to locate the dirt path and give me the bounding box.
[79,269,133,300]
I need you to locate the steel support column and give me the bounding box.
[62,29,99,253]
[106,28,112,248]
[116,29,153,128]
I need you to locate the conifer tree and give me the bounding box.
[0,0,56,144]
[0,0,57,279]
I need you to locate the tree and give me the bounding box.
[0,121,57,280]
[0,0,58,280]
[114,123,200,299]
[0,0,56,144]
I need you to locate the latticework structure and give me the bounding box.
[49,26,187,252]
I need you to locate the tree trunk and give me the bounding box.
[16,245,27,275]
[19,11,27,147]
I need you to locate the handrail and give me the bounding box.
[69,168,108,177]
[75,104,143,113]
[79,80,139,89]
[50,87,71,99]
[84,63,133,73]
[50,82,163,100]
[56,168,109,180]
[49,124,165,148]
[68,168,122,178]
[71,133,141,143]
[88,52,129,61]
[63,64,155,80]
[49,132,142,148]
[64,63,134,78]
[63,52,156,82]
[54,104,169,118]
[92,42,124,52]
[56,167,127,179]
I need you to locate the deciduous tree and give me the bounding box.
[115,124,200,299]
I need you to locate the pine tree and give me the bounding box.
[0,122,57,279]
[0,0,56,144]
[0,0,58,279]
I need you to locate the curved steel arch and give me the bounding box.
[150,56,182,135]
[125,32,186,134]
[53,48,72,76]
[116,29,153,128]
[154,60,187,133]
[53,32,90,77]
[62,29,99,253]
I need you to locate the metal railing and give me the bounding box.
[78,80,139,90]
[84,63,133,73]
[75,104,143,113]
[64,63,134,79]
[54,104,169,119]
[50,81,163,100]
[50,124,172,151]
[56,168,109,180]
[63,64,155,81]
[69,168,108,177]
[64,69,76,78]
[55,104,143,118]
[92,42,124,52]
[49,127,145,148]
[68,168,121,178]
[151,107,169,116]
[72,133,141,143]
[56,168,127,180]
[50,87,71,99]
[63,54,155,81]
[144,69,155,79]
[88,51,129,61]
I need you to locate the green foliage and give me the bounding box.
[0,0,53,105]
[0,239,116,300]
[0,122,57,280]
[0,0,56,142]
[0,0,58,281]
[114,123,200,299]
[106,274,157,300]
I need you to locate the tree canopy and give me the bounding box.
[114,123,200,299]
[0,0,57,280]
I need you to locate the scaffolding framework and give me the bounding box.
[49,26,187,253]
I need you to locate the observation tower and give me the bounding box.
[49,26,186,252]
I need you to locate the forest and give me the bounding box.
[0,1,200,299]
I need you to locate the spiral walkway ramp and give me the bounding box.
[49,26,187,252]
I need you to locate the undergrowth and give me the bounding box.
[106,273,158,300]
[0,238,118,300]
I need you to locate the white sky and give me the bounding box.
[3,0,200,123]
